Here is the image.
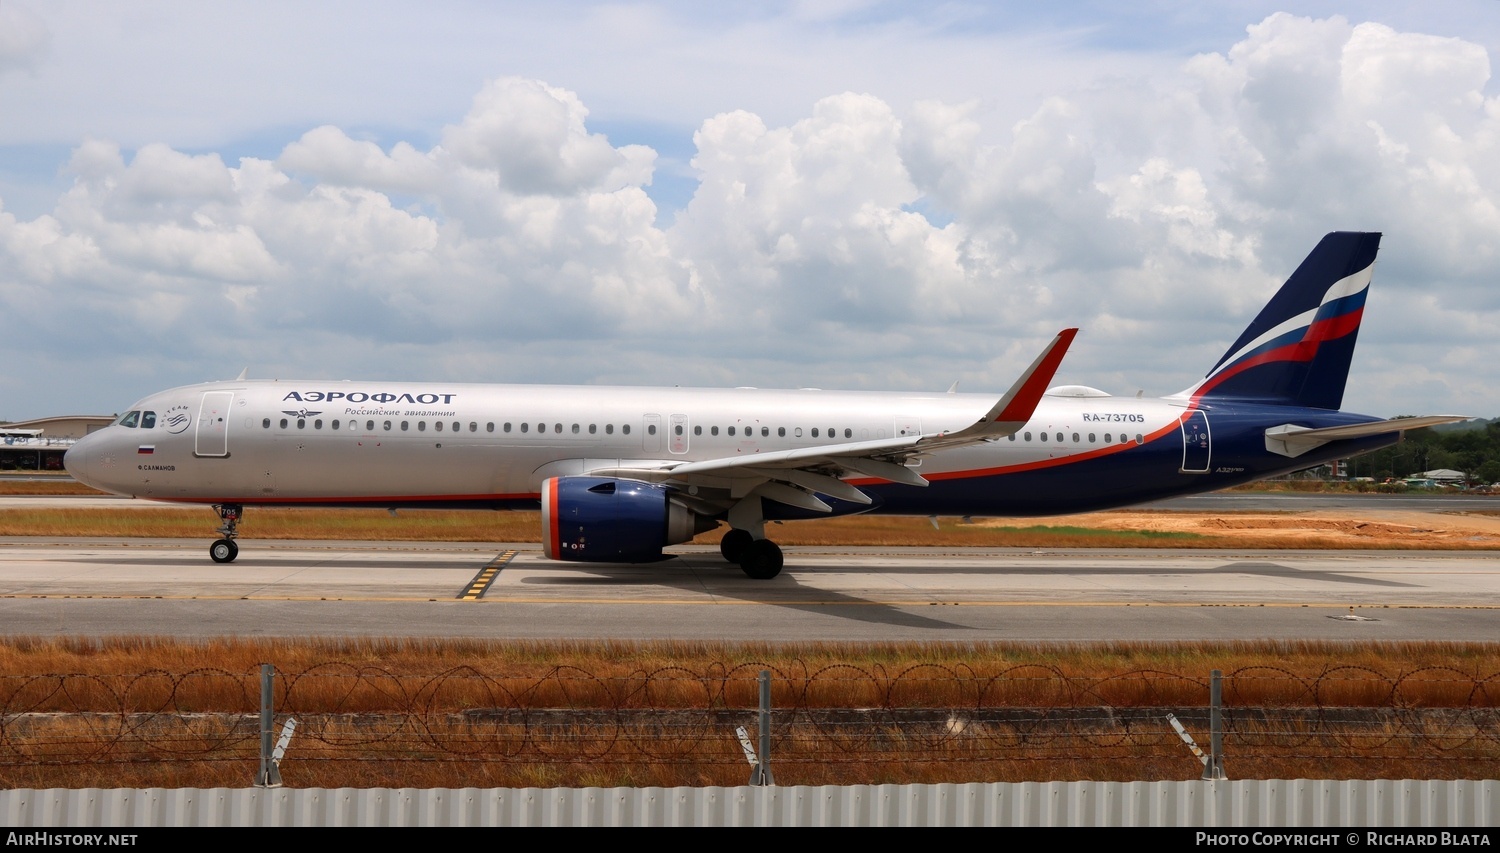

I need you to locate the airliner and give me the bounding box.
[64,232,1462,578]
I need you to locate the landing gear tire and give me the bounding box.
[739,539,783,580]
[210,538,238,564]
[720,528,754,563]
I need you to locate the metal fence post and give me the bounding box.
[1203,668,1227,781]
[255,663,282,788]
[752,669,774,786]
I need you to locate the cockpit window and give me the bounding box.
[117,411,140,428]
[141,411,157,429]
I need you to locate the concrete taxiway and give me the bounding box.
[0,538,1496,641]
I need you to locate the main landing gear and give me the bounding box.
[210,503,242,563]
[719,528,784,580]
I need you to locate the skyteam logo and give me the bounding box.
[163,404,191,434]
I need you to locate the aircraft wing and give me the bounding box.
[587,329,1078,509]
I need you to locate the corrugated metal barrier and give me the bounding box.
[2,780,1497,827]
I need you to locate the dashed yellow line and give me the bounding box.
[459,549,517,600]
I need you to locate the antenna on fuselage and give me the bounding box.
[947,380,959,394]
[235,367,249,381]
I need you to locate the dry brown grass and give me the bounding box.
[0,480,102,496]
[7,506,1500,549]
[2,638,1498,788]
[0,507,540,541]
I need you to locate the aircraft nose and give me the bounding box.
[63,436,94,487]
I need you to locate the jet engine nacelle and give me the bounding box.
[541,476,717,562]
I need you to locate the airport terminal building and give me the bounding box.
[0,415,113,471]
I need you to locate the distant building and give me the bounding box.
[1,415,114,472]
[1416,468,1467,484]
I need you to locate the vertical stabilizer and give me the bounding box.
[1182,231,1380,410]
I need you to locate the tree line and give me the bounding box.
[1342,420,1500,484]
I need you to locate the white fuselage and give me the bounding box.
[67,379,1179,506]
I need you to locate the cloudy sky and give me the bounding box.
[2,1,1498,421]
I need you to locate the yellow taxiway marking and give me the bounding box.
[458,550,517,600]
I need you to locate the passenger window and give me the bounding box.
[648,424,657,435]
[1072,433,1079,443]
[778,427,785,437]
[314,419,323,429]
[141,411,157,429]
[521,423,529,433]
[434,422,442,432]
[383,421,392,431]
[694,426,701,436]
[605,424,613,434]
[1008,434,1015,441]
[1024,432,1032,441]
[845,428,852,438]
[1104,433,1113,443]
[366,420,375,431]
[590,424,598,434]
[711,426,719,436]
[118,411,140,428]
[1040,432,1048,442]
[418,421,426,431]
[1089,433,1096,443]
[401,421,409,431]
[554,423,562,433]
[537,423,545,433]
[297,419,306,429]
[572,424,580,434]
[728,426,736,436]
[793,427,802,437]
[622,424,630,435]
[1136,434,1144,444]
[673,425,681,435]
[280,418,289,429]
[332,419,340,430]
[811,428,819,438]
[470,422,478,432]
[262,418,271,429]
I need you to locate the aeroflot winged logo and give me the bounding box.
[282,391,459,404]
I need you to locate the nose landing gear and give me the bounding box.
[210,504,243,563]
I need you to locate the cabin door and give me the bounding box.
[194,391,234,457]
[1179,410,1211,473]
[643,413,663,453]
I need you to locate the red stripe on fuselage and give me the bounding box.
[845,416,1187,485]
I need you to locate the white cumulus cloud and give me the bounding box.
[2,13,1499,422]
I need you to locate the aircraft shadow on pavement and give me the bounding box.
[518,556,974,631]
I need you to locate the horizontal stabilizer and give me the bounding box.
[1265,415,1470,457]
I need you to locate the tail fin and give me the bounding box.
[1182,231,1380,410]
